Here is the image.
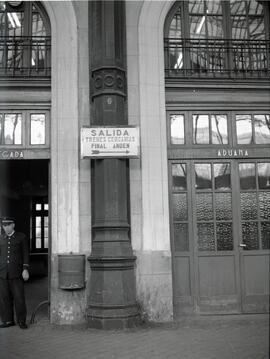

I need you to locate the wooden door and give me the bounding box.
[169,159,270,315]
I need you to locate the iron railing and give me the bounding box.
[0,36,51,78]
[164,38,270,78]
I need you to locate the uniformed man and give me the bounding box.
[0,217,29,329]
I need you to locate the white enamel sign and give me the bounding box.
[81,127,140,158]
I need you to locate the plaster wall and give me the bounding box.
[44,1,89,324]
[126,0,175,321]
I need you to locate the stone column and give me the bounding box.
[87,0,140,329]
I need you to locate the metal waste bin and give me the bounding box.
[58,254,85,290]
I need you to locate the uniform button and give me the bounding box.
[7,261,9,263]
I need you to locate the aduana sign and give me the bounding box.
[81,127,140,158]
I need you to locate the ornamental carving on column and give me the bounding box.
[91,67,126,100]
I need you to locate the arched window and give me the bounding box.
[164,0,269,78]
[0,1,51,77]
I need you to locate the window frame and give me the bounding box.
[164,0,270,77]
[0,109,50,149]
[0,1,51,77]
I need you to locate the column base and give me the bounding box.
[87,306,141,329]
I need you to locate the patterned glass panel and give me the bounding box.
[171,115,185,144]
[193,115,209,144]
[172,163,187,190]
[4,113,22,144]
[196,193,213,221]
[197,223,215,251]
[241,193,257,220]
[195,163,212,189]
[217,223,233,251]
[254,115,270,144]
[172,193,188,221]
[242,222,259,250]
[258,163,270,189]
[261,222,270,250]
[174,223,189,251]
[239,163,256,190]
[236,115,252,144]
[259,192,270,220]
[30,114,45,145]
[211,115,228,144]
[214,163,231,190]
[215,193,232,220]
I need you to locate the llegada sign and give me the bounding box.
[81,126,140,158]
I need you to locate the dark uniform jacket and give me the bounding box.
[0,231,29,279]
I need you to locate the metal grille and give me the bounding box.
[0,36,51,77]
[164,38,270,78]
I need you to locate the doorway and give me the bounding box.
[0,159,50,321]
[169,159,270,315]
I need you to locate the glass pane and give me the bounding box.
[35,227,41,238]
[205,1,222,15]
[248,0,264,15]
[241,193,257,220]
[44,237,48,249]
[258,163,270,189]
[172,163,187,190]
[261,222,270,250]
[31,114,45,145]
[197,223,215,251]
[44,227,48,239]
[193,115,209,144]
[236,115,252,144]
[31,44,45,69]
[44,204,49,211]
[254,115,270,144]
[172,193,188,221]
[207,16,223,38]
[249,17,265,40]
[32,11,46,37]
[189,0,204,14]
[36,216,41,227]
[214,163,231,190]
[217,223,233,251]
[231,16,247,40]
[36,237,41,249]
[7,12,24,37]
[230,0,246,15]
[216,193,232,220]
[44,216,49,226]
[211,115,228,144]
[4,114,22,144]
[190,15,206,39]
[259,192,270,220]
[36,204,42,210]
[169,7,181,38]
[195,163,212,189]
[196,193,213,220]
[242,222,259,250]
[239,163,256,190]
[174,223,189,251]
[170,115,185,144]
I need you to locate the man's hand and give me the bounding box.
[22,269,29,281]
